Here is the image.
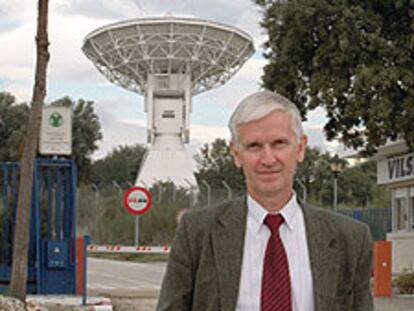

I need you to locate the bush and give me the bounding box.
[77,182,194,245]
[395,271,414,294]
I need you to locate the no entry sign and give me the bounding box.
[123,186,152,215]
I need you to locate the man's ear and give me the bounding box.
[229,141,242,168]
[296,135,308,163]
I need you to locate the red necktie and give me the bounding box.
[261,214,292,311]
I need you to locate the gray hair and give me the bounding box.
[228,91,304,144]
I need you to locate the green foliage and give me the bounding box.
[254,0,414,154]
[91,144,147,187]
[395,271,414,294]
[0,92,102,183]
[296,147,332,205]
[51,97,103,182]
[194,139,383,208]
[0,92,29,161]
[195,138,245,191]
[77,181,193,245]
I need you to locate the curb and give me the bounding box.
[26,295,113,311]
[91,306,113,311]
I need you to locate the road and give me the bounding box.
[86,257,414,311]
[87,257,166,297]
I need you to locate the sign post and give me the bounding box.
[123,186,152,245]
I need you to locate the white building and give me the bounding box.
[377,140,414,273]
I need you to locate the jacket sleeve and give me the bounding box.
[156,213,194,311]
[353,224,374,311]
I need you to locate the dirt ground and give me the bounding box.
[109,296,414,311]
[111,298,157,311]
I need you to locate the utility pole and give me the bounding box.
[10,0,50,301]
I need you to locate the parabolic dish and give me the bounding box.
[82,17,255,95]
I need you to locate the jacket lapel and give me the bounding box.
[302,204,340,311]
[211,198,247,311]
[209,200,340,311]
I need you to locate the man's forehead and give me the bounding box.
[237,109,290,125]
[239,130,291,142]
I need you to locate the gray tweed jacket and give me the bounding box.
[156,198,374,311]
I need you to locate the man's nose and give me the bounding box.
[260,145,276,166]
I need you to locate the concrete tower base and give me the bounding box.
[135,135,197,189]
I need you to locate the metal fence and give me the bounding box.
[338,208,392,241]
[76,181,392,245]
[0,159,78,294]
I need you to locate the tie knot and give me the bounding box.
[264,214,284,234]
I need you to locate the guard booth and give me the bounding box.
[377,140,414,273]
[0,158,78,294]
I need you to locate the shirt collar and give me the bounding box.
[247,193,299,233]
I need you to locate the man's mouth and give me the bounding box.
[258,170,281,175]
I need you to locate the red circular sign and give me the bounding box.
[123,186,152,215]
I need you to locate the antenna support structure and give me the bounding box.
[82,16,255,189]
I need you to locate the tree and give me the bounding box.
[0,93,103,182]
[90,144,147,187]
[295,146,329,203]
[254,0,414,154]
[51,97,103,182]
[10,0,49,300]
[195,138,245,192]
[0,92,29,161]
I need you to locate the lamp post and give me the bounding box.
[330,154,344,211]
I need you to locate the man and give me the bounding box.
[157,91,374,311]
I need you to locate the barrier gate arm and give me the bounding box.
[87,245,171,254]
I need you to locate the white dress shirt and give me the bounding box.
[235,194,314,311]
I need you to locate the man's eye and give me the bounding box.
[246,143,260,150]
[272,140,288,148]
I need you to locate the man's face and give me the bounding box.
[230,110,307,201]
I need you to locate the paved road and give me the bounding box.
[87,257,414,311]
[87,257,166,297]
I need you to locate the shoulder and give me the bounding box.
[303,204,372,245]
[306,204,369,229]
[171,197,246,267]
[181,197,246,234]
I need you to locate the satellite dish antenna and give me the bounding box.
[82,16,255,189]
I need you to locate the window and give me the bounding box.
[396,197,407,231]
[411,198,414,229]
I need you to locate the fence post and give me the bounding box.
[222,180,232,201]
[201,180,211,207]
[295,178,307,203]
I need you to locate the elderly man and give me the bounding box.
[156,91,374,311]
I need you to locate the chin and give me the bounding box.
[257,183,283,195]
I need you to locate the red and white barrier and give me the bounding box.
[87,245,170,254]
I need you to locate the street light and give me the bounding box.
[330,154,344,211]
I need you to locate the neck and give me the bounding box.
[249,190,293,212]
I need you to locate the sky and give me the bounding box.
[0,0,340,161]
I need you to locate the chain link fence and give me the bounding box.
[76,181,392,246]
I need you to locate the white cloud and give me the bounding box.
[190,124,230,143]
[4,83,32,102]
[0,23,36,85]
[55,0,139,20]
[0,0,35,29]
[195,56,265,111]
[0,0,337,161]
